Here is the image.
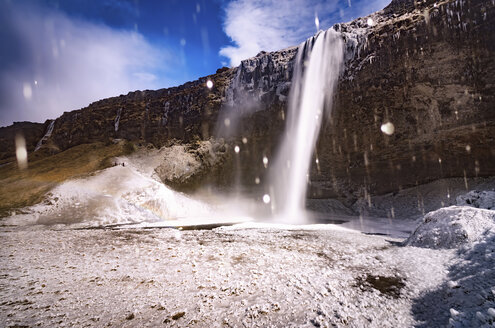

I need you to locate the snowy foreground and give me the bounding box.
[1,218,494,328]
[1,157,494,327]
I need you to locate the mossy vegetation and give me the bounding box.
[0,141,133,218]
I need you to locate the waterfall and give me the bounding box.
[114,108,123,132]
[34,120,56,152]
[270,28,343,223]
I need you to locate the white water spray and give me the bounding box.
[270,29,343,223]
[34,120,55,152]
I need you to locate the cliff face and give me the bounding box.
[48,67,234,152]
[221,0,495,199]
[319,0,495,198]
[1,0,494,200]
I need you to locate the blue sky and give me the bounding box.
[0,0,389,126]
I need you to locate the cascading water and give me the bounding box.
[34,120,55,152]
[270,28,343,223]
[114,108,123,132]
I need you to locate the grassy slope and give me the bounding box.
[0,142,133,218]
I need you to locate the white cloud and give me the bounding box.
[0,3,170,126]
[219,0,341,67]
[219,0,391,67]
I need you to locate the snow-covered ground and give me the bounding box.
[0,152,494,327]
[0,223,451,327]
[1,212,494,327]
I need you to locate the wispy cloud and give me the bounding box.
[219,0,390,67]
[0,2,170,127]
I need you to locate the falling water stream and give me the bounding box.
[270,28,343,223]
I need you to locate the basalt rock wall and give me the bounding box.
[315,0,495,199]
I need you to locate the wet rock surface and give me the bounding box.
[316,0,495,199]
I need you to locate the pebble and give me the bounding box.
[172,311,185,320]
[449,308,459,317]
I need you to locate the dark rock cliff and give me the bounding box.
[319,0,495,199]
[1,0,493,201]
[0,121,46,163]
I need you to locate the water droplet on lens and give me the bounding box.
[263,194,270,204]
[380,122,395,135]
[23,83,32,100]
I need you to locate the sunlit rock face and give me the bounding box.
[153,139,231,192]
[0,0,493,200]
[48,67,234,150]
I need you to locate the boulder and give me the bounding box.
[456,190,495,210]
[405,205,495,249]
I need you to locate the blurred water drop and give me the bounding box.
[234,145,240,153]
[174,230,182,240]
[314,15,320,31]
[263,156,269,168]
[255,177,260,184]
[367,17,374,27]
[380,122,395,135]
[224,118,230,127]
[23,83,32,100]
[15,134,28,170]
[263,194,271,204]
[180,38,186,47]
[465,145,471,153]
[242,137,248,144]
[206,80,213,89]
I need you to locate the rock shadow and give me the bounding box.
[411,233,495,327]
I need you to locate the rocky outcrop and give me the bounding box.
[0,0,493,202]
[154,139,231,191]
[0,121,46,163]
